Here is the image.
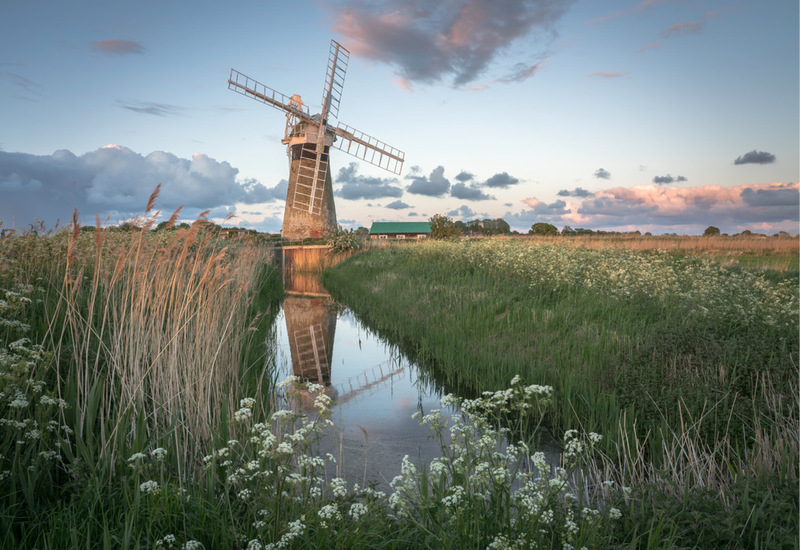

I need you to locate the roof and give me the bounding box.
[369,221,432,235]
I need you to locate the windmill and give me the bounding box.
[228,40,405,240]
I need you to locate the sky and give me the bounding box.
[1,0,798,235]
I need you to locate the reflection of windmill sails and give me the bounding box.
[284,295,337,391]
[334,359,405,405]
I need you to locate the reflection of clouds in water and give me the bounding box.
[274,286,462,489]
[394,396,412,409]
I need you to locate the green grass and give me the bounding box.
[1,214,796,548]
[322,239,799,547]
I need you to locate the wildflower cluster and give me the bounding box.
[0,278,69,495]
[415,240,798,330]
[392,377,623,549]
[127,446,173,499]
[207,379,385,548]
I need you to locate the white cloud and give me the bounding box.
[0,145,280,228]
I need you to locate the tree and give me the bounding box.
[703,226,720,236]
[429,214,461,239]
[494,218,511,235]
[483,218,510,235]
[529,222,558,236]
[561,225,577,236]
[326,225,362,253]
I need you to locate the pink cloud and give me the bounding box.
[587,0,678,25]
[514,182,799,234]
[638,43,661,53]
[588,71,628,78]
[330,1,571,87]
[661,21,705,38]
[91,39,144,55]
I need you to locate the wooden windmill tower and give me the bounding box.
[228,40,405,240]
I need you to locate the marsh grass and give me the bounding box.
[2,212,796,548]
[513,233,799,277]
[0,191,283,547]
[322,238,799,546]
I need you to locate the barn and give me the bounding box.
[369,221,432,240]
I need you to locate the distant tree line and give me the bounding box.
[429,216,793,240]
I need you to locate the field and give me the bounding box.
[1,214,797,548]
[323,236,799,547]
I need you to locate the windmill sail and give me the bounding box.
[228,69,312,122]
[300,41,350,215]
[333,123,405,174]
[321,40,349,122]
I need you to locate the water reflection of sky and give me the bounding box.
[273,301,457,488]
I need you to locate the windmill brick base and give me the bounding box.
[282,143,337,240]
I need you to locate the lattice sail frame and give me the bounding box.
[227,39,405,216]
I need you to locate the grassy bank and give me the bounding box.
[323,238,799,547]
[1,209,634,548]
[0,206,285,547]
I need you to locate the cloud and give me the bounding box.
[506,182,799,234]
[335,162,404,199]
[587,71,628,78]
[504,198,571,229]
[557,187,593,197]
[652,174,687,185]
[450,182,494,200]
[499,61,545,83]
[264,179,288,201]
[385,199,411,209]
[406,165,450,196]
[734,150,776,165]
[741,185,798,207]
[3,72,43,94]
[638,43,661,53]
[573,182,798,232]
[483,171,520,188]
[447,205,478,218]
[91,39,145,55]
[587,0,678,25]
[2,72,45,102]
[0,146,275,228]
[330,0,575,86]
[116,100,184,117]
[661,21,704,39]
[594,168,610,179]
[520,197,570,216]
[455,171,474,182]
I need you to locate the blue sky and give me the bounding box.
[1,0,797,234]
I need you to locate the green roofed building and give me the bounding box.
[369,221,432,240]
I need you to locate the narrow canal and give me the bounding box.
[273,270,560,490]
[274,270,456,489]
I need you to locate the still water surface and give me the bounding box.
[273,271,457,488]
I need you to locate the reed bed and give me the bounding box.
[0,193,285,546]
[58,214,275,469]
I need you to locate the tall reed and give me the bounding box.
[49,197,277,474]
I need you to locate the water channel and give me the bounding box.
[273,270,560,490]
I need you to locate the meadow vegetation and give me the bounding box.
[323,237,799,548]
[2,199,797,549]
[1,199,630,548]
